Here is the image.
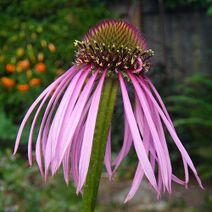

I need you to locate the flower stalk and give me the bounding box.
[82,78,118,212]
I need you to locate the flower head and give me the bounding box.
[75,19,153,74]
[14,19,202,202]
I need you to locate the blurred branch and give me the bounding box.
[158,0,168,70]
[128,0,141,28]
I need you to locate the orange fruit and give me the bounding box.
[17,84,30,92]
[35,62,46,73]
[1,77,16,88]
[18,59,30,70]
[5,64,15,73]
[29,78,41,86]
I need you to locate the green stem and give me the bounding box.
[82,78,118,212]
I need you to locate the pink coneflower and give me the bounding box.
[14,19,202,204]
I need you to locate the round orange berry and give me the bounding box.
[1,77,16,88]
[17,84,30,92]
[5,64,16,73]
[29,78,41,87]
[35,63,46,73]
[18,59,30,70]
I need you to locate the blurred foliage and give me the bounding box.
[0,0,118,140]
[165,0,212,15]
[0,0,211,211]
[0,109,18,141]
[0,149,82,211]
[167,74,212,179]
[201,191,212,211]
[1,149,211,211]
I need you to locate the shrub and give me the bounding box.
[167,74,212,179]
[0,149,81,211]
[0,0,118,141]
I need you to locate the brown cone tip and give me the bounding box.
[75,19,154,73]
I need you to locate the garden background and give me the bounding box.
[0,0,211,211]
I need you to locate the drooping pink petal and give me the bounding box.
[71,125,86,188]
[113,117,132,174]
[77,71,106,192]
[129,73,170,191]
[146,79,173,126]
[40,67,83,159]
[28,84,58,166]
[71,98,92,187]
[63,143,71,184]
[124,163,144,203]
[137,76,203,188]
[134,96,144,135]
[60,69,91,182]
[125,97,155,202]
[35,68,75,175]
[114,96,145,169]
[172,175,185,185]
[149,142,185,187]
[119,73,158,191]
[43,69,87,177]
[139,78,197,187]
[50,68,91,175]
[183,159,189,188]
[148,141,185,188]
[14,66,77,154]
[39,65,89,156]
[144,87,172,192]
[49,67,90,172]
[29,68,78,168]
[52,70,98,175]
[143,78,186,187]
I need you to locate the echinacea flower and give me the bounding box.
[14,19,202,203]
